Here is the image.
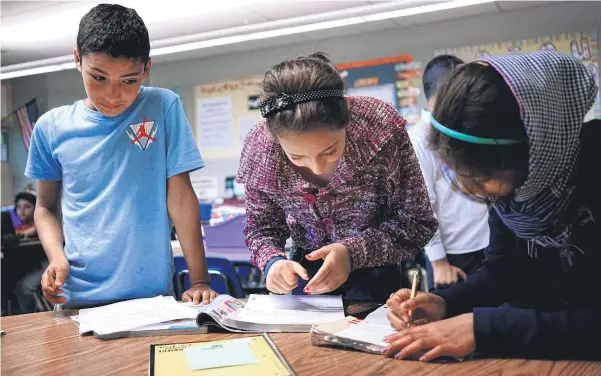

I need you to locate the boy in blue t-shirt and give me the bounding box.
[25,4,216,308]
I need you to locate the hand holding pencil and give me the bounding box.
[385,276,447,330]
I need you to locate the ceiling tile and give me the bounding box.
[304,19,399,41]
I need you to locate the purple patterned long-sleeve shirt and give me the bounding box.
[237,96,437,271]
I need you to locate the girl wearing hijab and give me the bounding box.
[384,50,601,361]
[237,53,437,301]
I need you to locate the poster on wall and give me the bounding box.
[197,96,234,152]
[436,30,600,121]
[337,56,424,126]
[195,77,263,159]
[190,175,219,201]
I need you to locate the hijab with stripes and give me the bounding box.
[480,50,598,256]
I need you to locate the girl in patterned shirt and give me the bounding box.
[237,53,437,302]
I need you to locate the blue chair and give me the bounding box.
[173,256,245,298]
[232,261,266,293]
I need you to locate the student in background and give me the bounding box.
[408,55,489,291]
[13,190,38,239]
[384,51,601,360]
[237,53,437,302]
[9,189,46,314]
[26,4,216,308]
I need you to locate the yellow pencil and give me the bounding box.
[409,273,418,324]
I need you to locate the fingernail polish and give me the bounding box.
[419,357,426,362]
[380,347,389,354]
[394,353,401,360]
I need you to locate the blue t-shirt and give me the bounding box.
[25,87,204,307]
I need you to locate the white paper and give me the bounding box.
[347,84,395,106]
[334,321,395,348]
[363,305,395,330]
[238,116,258,143]
[197,97,234,151]
[190,175,219,201]
[234,295,345,325]
[184,342,257,370]
[76,296,198,335]
[333,305,397,348]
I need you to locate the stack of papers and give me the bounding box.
[73,296,201,336]
[70,294,346,339]
[220,295,345,332]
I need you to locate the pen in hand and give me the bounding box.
[408,273,418,326]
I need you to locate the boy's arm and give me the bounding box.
[36,180,65,262]
[36,180,69,304]
[167,172,215,303]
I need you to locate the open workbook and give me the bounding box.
[311,305,465,361]
[311,304,395,354]
[72,294,345,339]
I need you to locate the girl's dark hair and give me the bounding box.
[15,191,36,207]
[261,52,349,136]
[428,62,529,200]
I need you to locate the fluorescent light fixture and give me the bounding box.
[1,0,495,80]
[363,0,495,21]
[1,66,64,80]
[248,17,365,40]
[151,35,252,56]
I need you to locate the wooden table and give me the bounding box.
[2,311,600,376]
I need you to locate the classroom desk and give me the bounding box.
[1,239,47,315]
[2,309,600,376]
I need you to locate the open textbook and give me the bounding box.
[72,294,345,339]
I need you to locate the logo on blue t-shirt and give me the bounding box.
[127,117,158,150]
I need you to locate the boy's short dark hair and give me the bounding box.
[77,3,150,63]
[423,55,464,100]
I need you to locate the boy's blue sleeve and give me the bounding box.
[24,119,62,181]
[165,97,205,178]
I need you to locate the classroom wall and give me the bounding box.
[6,1,601,197]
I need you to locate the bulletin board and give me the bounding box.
[337,55,424,126]
[435,30,600,121]
[195,77,263,159]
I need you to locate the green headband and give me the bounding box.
[430,114,525,145]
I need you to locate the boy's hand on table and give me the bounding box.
[41,258,70,304]
[304,243,351,295]
[182,283,217,304]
